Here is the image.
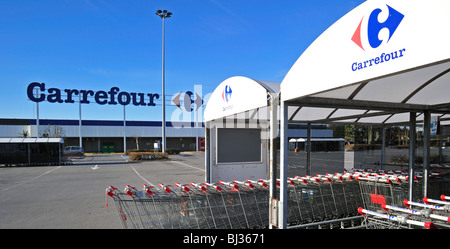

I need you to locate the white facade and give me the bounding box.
[0,119,204,152]
[0,120,203,138]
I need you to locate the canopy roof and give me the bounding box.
[204,76,280,122]
[281,0,450,125]
[0,137,64,143]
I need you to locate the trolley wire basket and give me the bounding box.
[355,169,450,229]
[285,174,363,225]
[358,195,450,229]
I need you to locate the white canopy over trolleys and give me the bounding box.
[277,0,450,228]
[203,76,280,184]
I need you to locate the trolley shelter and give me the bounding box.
[0,137,64,166]
[204,76,280,183]
[276,0,450,228]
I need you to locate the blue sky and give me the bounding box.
[0,0,365,122]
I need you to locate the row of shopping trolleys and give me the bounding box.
[106,169,448,229]
[106,168,444,197]
[106,175,364,229]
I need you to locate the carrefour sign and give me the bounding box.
[350,4,406,72]
[27,82,160,106]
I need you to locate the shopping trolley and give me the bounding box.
[355,169,450,229]
[358,195,450,229]
[358,207,437,229]
[285,173,363,226]
[219,180,270,229]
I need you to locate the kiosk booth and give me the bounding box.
[204,76,280,183]
[276,0,450,228]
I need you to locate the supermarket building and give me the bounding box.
[0,118,204,153]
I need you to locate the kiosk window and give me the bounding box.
[217,128,261,163]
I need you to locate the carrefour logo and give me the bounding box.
[352,4,404,51]
[222,85,232,102]
[351,4,406,72]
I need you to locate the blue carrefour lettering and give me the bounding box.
[80,90,94,104]
[26,82,160,107]
[94,90,108,105]
[64,89,79,103]
[27,82,46,102]
[47,88,63,103]
[352,48,405,72]
[117,91,130,105]
[108,87,119,105]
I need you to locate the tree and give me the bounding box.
[20,130,29,138]
[40,124,64,138]
[133,134,140,150]
[345,125,355,142]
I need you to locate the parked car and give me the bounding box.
[63,146,85,156]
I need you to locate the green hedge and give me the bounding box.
[126,148,180,155]
[127,152,168,161]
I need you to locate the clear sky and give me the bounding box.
[0,0,365,123]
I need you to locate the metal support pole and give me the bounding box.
[79,94,82,148]
[195,109,199,151]
[306,123,311,176]
[269,93,278,229]
[408,112,416,201]
[35,88,40,138]
[123,105,127,153]
[59,142,62,165]
[439,128,443,164]
[278,100,288,229]
[205,127,210,183]
[423,111,431,197]
[161,16,166,153]
[156,10,172,153]
[28,143,31,166]
[59,142,61,165]
[381,125,386,170]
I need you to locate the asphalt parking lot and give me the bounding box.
[1,148,445,229]
[0,150,346,229]
[0,152,205,229]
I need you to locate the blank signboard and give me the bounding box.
[217,128,261,163]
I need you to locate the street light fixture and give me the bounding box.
[155,9,172,153]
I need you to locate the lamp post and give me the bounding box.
[156,9,172,153]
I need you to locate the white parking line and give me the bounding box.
[2,166,62,192]
[129,164,156,187]
[170,160,204,171]
[127,159,203,189]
